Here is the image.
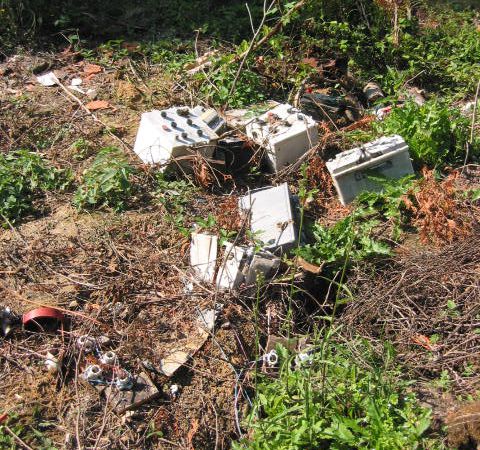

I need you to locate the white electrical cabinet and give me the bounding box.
[239,183,297,253]
[246,103,318,173]
[326,135,414,205]
[133,107,218,167]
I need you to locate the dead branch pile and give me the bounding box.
[342,235,480,393]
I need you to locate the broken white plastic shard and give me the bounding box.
[239,183,297,252]
[36,71,59,87]
[160,306,221,377]
[133,107,218,167]
[244,251,281,285]
[326,134,414,205]
[71,77,83,86]
[216,243,246,290]
[246,103,318,172]
[190,233,218,284]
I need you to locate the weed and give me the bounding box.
[374,100,476,167]
[74,147,136,212]
[0,150,70,226]
[0,414,58,449]
[355,174,415,239]
[198,53,267,107]
[154,173,197,235]
[236,338,433,449]
[296,212,391,267]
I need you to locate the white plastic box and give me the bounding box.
[326,135,414,205]
[133,107,218,168]
[246,103,318,173]
[239,183,297,253]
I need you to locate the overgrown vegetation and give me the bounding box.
[73,147,136,212]
[374,100,477,167]
[0,150,70,226]
[236,337,433,449]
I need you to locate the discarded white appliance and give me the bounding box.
[326,135,414,205]
[246,103,318,172]
[239,182,297,252]
[190,233,218,284]
[133,107,218,167]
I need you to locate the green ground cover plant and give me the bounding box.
[0,150,70,226]
[74,147,136,212]
[235,337,433,450]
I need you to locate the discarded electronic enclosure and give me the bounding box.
[216,137,253,173]
[239,183,297,253]
[190,233,218,284]
[192,106,226,134]
[244,250,280,285]
[246,103,318,173]
[133,107,218,167]
[216,243,247,290]
[326,135,414,205]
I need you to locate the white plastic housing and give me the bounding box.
[326,135,414,205]
[133,107,218,167]
[246,103,318,172]
[239,183,297,252]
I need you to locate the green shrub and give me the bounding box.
[374,100,475,167]
[296,213,391,267]
[74,147,136,212]
[0,150,70,225]
[236,339,432,450]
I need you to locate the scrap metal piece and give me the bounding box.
[105,371,160,414]
[190,233,218,284]
[239,183,297,253]
[326,135,414,205]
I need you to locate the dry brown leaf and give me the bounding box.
[85,100,110,111]
[83,64,102,76]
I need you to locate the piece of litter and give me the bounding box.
[36,71,59,87]
[69,85,86,95]
[190,233,218,284]
[326,135,414,205]
[246,103,318,173]
[133,107,218,168]
[216,243,247,290]
[159,307,221,377]
[244,251,281,285]
[239,183,297,253]
[85,100,110,111]
[71,77,82,86]
[105,371,159,413]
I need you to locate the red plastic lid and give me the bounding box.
[22,307,65,326]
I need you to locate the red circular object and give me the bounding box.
[22,307,64,326]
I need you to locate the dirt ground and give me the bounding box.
[1,48,480,449]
